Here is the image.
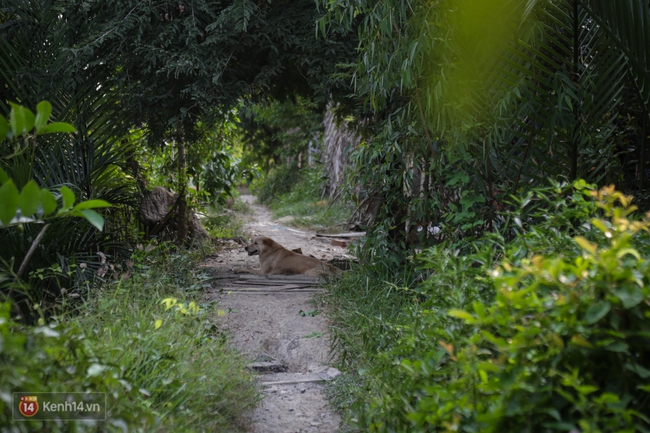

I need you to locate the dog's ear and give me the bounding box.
[262,238,273,246]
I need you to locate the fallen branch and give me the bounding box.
[15,223,50,282]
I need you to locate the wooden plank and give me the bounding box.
[230,283,302,288]
[228,283,317,289]
[247,362,288,373]
[315,232,365,238]
[261,377,328,386]
[232,278,317,283]
[221,286,319,292]
[239,275,320,282]
[221,290,323,295]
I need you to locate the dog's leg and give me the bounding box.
[233,267,264,274]
[303,268,319,277]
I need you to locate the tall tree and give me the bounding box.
[319,0,650,257]
[61,0,356,240]
[1,0,357,242]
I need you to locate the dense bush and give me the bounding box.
[328,182,650,432]
[251,164,307,205]
[0,302,156,432]
[252,165,352,232]
[1,244,257,432]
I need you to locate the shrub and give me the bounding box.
[331,181,650,432]
[0,302,156,432]
[251,164,303,204]
[1,244,257,432]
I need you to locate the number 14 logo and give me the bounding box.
[19,396,39,417]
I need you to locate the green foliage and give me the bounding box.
[0,102,109,229]
[53,0,356,145]
[239,99,324,170]
[319,0,650,261]
[252,164,304,205]
[327,182,650,432]
[201,150,243,205]
[0,101,124,317]
[202,199,249,239]
[0,302,156,432]
[0,244,257,432]
[253,165,352,232]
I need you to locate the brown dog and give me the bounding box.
[233,237,339,276]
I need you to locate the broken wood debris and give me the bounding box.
[315,232,365,238]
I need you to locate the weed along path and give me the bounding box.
[202,195,350,432]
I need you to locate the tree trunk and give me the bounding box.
[640,113,647,191]
[176,137,188,243]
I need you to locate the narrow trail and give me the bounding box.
[202,195,351,433]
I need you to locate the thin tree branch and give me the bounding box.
[15,223,50,282]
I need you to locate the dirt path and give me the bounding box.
[202,195,351,432]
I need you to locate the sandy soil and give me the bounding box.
[202,195,352,433]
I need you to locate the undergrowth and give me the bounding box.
[325,180,650,432]
[202,197,251,239]
[252,165,352,233]
[1,243,257,432]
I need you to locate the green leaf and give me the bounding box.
[473,301,487,319]
[613,286,644,309]
[448,309,476,323]
[616,248,641,260]
[37,122,76,135]
[625,362,650,379]
[0,115,8,141]
[0,180,20,226]
[40,189,57,216]
[604,341,628,352]
[570,334,593,348]
[574,236,597,255]
[72,199,112,211]
[303,332,323,338]
[575,385,599,395]
[34,101,52,131]
[584,301,610,324]
[87,363,108,377]
[0,167,9,185]
[59,186,75,212]
[19,180,41,218]
[594,393,620,405]
[9,102,35,135]
[80,209,104,231]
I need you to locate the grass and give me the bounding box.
[68,243,258,432]
[201,196,251,239]
[270,196,351,233]
[252,165,353,233]
[318,263,418,430]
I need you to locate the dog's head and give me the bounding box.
[244,237,273,256]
